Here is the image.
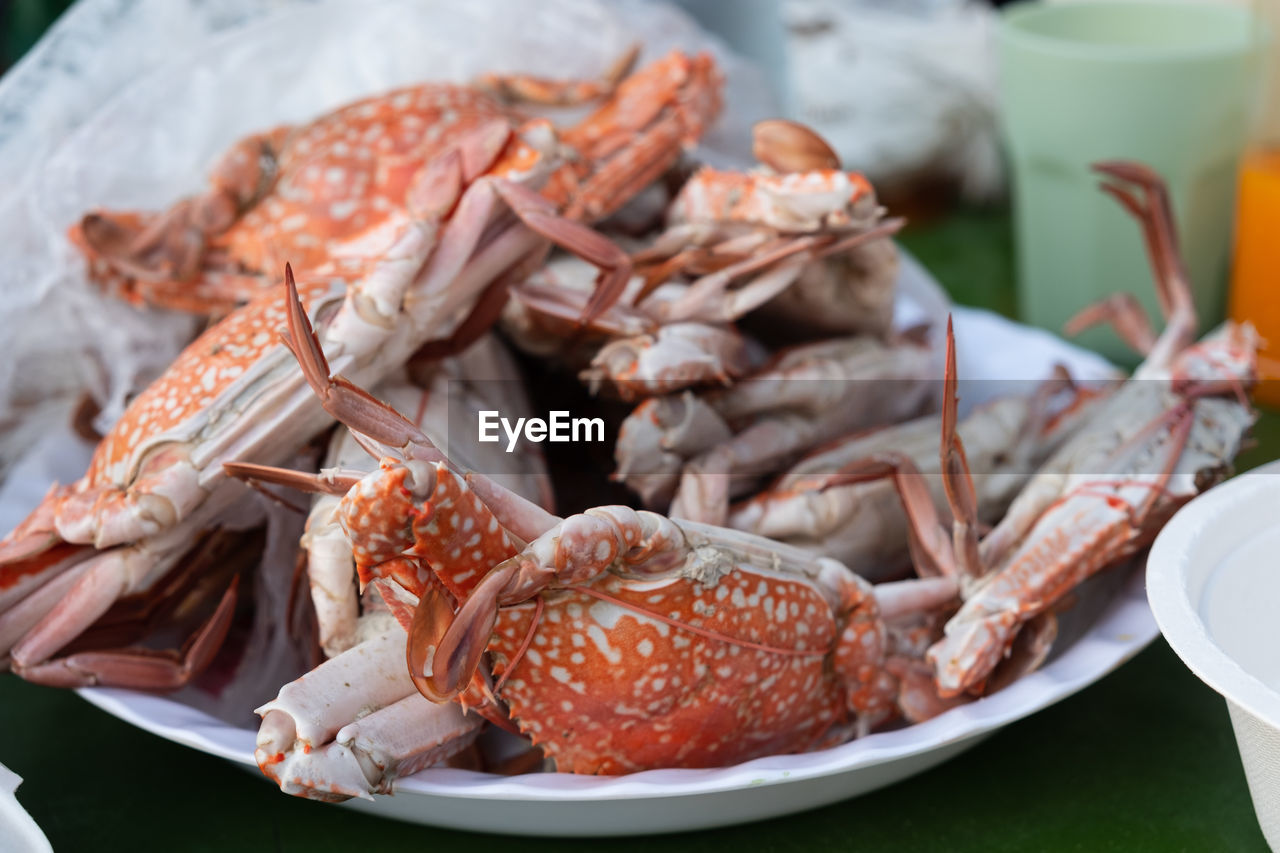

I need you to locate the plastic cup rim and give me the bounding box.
[1000,0,1267,64]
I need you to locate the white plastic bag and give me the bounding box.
[0,0,776,477]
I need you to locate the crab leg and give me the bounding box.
[14,581,237,690]
[978,163,1202,567]
[258,628,421,755]
[408,244,551,362]
[5,526,260,688]
[557,52,722,222]
[1095,161,1198,371]
[667,445,734,525]
[938,323,985,584]
[256,625,481,802]
[0,564,91,663]
[644,235,825,323]
[299,493,361,660]
[926,165,1252,696]
[73,128,288,313]
[8,537,187,668]
[263,690,482,802]
[813,452,963,583]
[1064,293,1157,357]
[476,45,640,107]
[0,540,89,616]
[623,334,936,509]
[394,168,634,344]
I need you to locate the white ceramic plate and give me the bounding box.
[28,271,1142,835]
[63,277,1148,837]
[0,252,1143,835]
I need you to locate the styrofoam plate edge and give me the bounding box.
[1147,459,1280,730]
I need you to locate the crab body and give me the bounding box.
[479,518,860,773]
[829,164,1262,700]
[72,87,511,313]
[224,87,509,277]
[71,50,721,316]
[635,122,900,341]
[929,326,1256,696]
[344,463,956,775]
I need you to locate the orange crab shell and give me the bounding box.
[80,274,342,492]
[483,568,851,774]
[340,460,520,601]
[71,49,726,317]
[220,86,512,278]
[67,85,513,312]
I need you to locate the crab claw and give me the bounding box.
[752,119,841,173]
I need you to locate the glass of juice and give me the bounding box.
[1230,149,1280,409]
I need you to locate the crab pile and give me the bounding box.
[0,51,1258,802]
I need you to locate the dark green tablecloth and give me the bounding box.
[2,211,1275,851]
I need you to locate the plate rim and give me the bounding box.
[75,565,1157,803]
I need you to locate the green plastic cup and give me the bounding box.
[1000,0,1267,364]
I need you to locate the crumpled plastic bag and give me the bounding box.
[0,0,776,479]
[784,0,1002,202]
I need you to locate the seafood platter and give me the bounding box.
[0,0,1260,836]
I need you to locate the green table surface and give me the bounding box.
[2,210,1277,852]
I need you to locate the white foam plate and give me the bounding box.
[1147,458,1280,722]
[1146,459,1280,847]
